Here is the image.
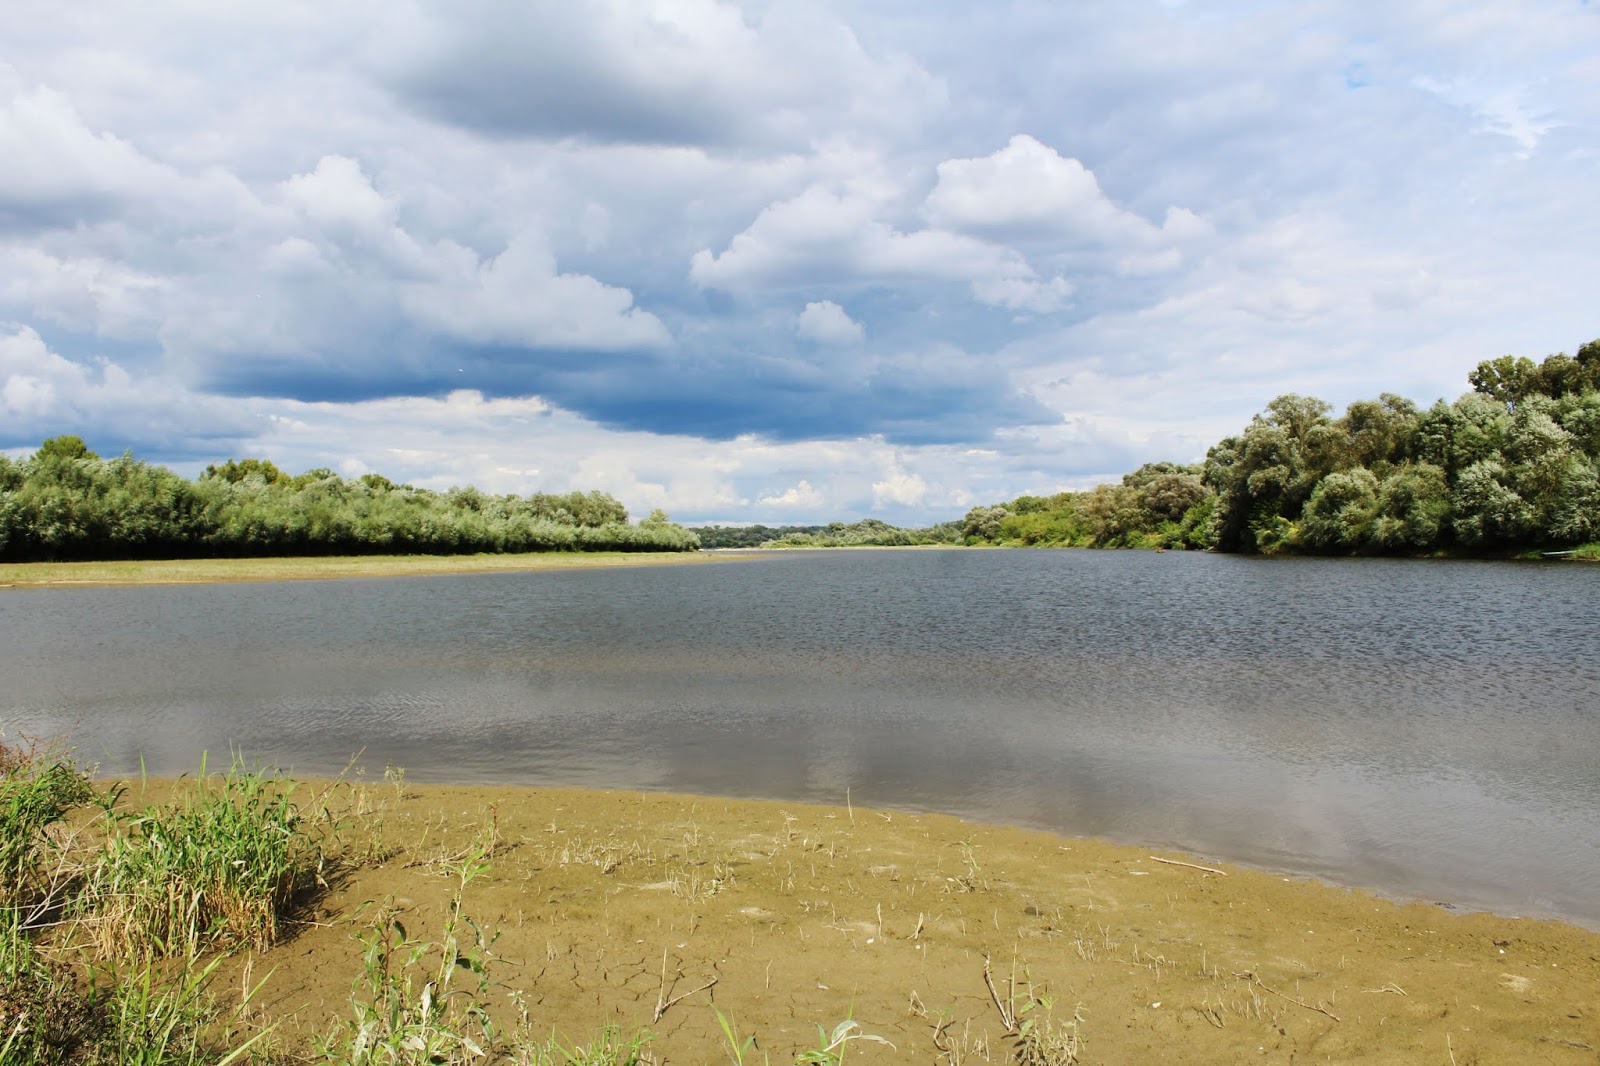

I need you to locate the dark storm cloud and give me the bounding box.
[393,31,739,146]
[561,356,1058,444]
[193,323,1054,447]
[381,1,943,148]
[0,199,120,235]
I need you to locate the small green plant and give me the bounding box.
[794,1019,894,1065]
[508,1025,656,1066]
[1011,993,1083,1066]
[318,839,501,1064]
[983,956,1083,1066]
[717,1009,892,1066]
[715,1008,759,1065]
[85,952,272,1066]
[383,762,407,803]
[3,746,289,1065]
[320,828,664,1064]
[1,912,270,1066]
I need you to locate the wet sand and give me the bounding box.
[153,778,1600,1064]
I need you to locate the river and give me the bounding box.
[3,548,1597,926]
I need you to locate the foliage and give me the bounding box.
[11,335,1599,564]
[964,505,1016,542]
[318,840,501,1065]
[82,952,268,1066]
[757,518,962,548]
[694,524,829,548]
[74,759,320,960]
[5,745,917,1066]
[0,738,98,922]
[1469,344,1600,407]
[319,835,661,1066]
[1,911,96,1064]
[960,335,1600,557]
[0,745,276,1066]
[971,467,1214,551]
[1298,469,1380,552]
[0,442,699,562]
[717,1008,891,1066]
[1,916,268,1066]
[1371,464,1451,550]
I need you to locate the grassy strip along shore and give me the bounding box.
[0,550,732,589]
[3,741,1598,1064]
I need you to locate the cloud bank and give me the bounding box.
[2,1,1596,522]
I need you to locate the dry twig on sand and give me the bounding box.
[653,948,719,1022]
[982,955,1016,1031]
[1233,971,1340,1022]
[1149,856,1228,876]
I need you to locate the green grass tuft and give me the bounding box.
[0,736,99,923]
[75,757,320,960]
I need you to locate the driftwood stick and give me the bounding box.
[653,949,719,1022]
[1233,971,1340,1022]
[654,976,718,1022]
[931,1017,955,1055]
[981,955,1015,1032]
[1149,856,1228,876]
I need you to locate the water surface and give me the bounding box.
[3,549,1597,926]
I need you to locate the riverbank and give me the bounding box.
[3,543,1591,590]
[147,777,1600,1063]
[0,550,733,588]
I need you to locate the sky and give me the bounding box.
[2,1,1597,525]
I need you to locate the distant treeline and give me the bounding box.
[962,339,1600,555]
[0,441,700,561]
[695,520,961,549]
[754,518,962,548]
[693,524,828,548]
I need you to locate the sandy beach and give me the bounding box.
[159,777,1600,1064]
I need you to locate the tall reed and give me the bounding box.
[75,757,318,960]
[0,738,97,921]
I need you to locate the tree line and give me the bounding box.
[961,338,1600,555]
[695,520,961,549]
[693,524,832,548]
[0,438,700,561]
[750,518,962,548]
[8,338,1595,562]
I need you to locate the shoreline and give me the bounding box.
[108,774,1600,1062]
[3,543,1591,590]
[95,767,1594,933]
[0,549,733,589]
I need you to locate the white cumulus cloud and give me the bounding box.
[871,458,929,509]
[0,85,173,215]
[925,134,1208,256]
[0,324,258,445]
[759,479,824,507]
[404,235,672,351]
[795,301,863,345]
[691,184,1071,312]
